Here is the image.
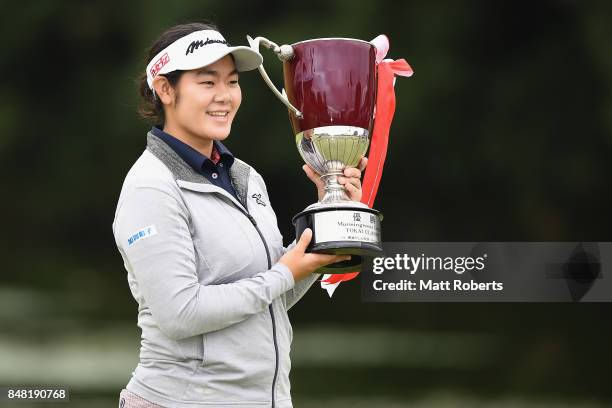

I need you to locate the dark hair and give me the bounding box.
[137,21,220,127]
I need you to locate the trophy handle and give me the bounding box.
[246,35,303,119]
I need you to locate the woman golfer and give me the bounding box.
[112,21,365,407]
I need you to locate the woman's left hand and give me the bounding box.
[302,156,368,202]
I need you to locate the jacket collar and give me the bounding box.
[150,126,235,171]
[146,132,250,208]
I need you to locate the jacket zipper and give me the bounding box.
[239,208,279,408]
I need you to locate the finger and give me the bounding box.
[295,228,313,253]
[343,167,361,179]
[326,255,351,266]
[338,175,361,187]
[312,253,352,267]
[333,254,352,263]
[302,164,324,186]
[303,164,321,178]
[343,178,361,190]
[344,182,362,201]
[358,156,368,172]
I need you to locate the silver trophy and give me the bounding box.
[248,35,383,273]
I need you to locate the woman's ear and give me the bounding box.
[152,76,175,106]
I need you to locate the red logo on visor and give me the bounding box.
[150,53,170,78]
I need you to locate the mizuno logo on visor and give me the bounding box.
[186,38,228,55]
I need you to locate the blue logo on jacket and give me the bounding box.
[127,225,158,246]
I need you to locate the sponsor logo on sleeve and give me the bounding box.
[127,225,158,246]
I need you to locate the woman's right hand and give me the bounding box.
[279,228,350,282]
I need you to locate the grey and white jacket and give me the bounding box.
[112,132,319,408]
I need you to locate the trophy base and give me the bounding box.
[292,203,383,274]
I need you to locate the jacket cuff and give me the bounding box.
[272,261,295,289]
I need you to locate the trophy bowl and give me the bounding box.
[296,126,368,204]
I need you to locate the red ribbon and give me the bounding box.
[322,58,413,285]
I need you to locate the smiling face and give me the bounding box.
[154,54,242,155]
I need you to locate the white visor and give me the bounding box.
[146,30,263,90]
